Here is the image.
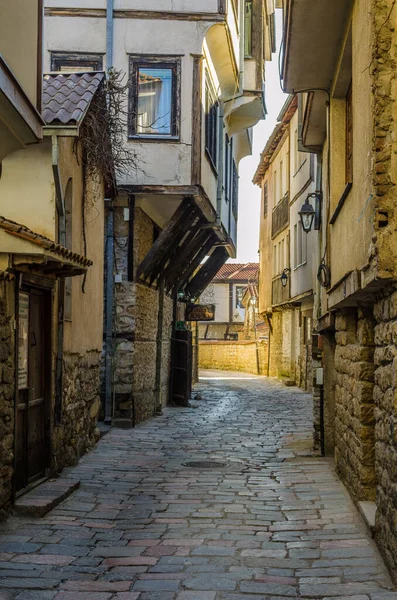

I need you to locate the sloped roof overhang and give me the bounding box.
[0,217,92,277]
[0,55,44,162]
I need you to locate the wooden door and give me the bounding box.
[171,330,192,406]
[15,288,50,492]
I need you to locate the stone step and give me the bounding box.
[14,478,80,517]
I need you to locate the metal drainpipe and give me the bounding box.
[106,0,114,71]
[104,206,114,423]
[104,0,114,423]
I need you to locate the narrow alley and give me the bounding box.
[0,374,396,600]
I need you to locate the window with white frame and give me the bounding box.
[273,244,277,276]
[294,221,307,268]
[279,161,283,200]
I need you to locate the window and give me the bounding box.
[232,160,239,220]
[224,135,233,202]
[129,55,180,139]
[235,285,246,309]
[294,221,307,268]
[279,161,283,199]
[244,0,253,57]
[51,52,103,72]
[263,181,268,217]
[346,82,353,183]
[273,244,277,275]
[205,76,219,170]
[273,170,277,205]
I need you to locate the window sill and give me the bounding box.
[293,261,307,271]
[128,134,180,143]
[329,182,352,225]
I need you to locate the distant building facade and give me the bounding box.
[254,95,318,389]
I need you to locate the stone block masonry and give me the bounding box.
[52,351,101,473]
[334,308,377,501]
[373,286,397,580]
[111,205,174,424]
[199,340,268,375]
[0,278,15,520]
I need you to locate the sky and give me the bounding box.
[233,11,287,264]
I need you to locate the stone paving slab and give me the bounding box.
[14,480,80,518]
[0,374,397,598]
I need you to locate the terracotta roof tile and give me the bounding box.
[42,72,105,125]
[0,216,92,268]
[213,262,259,282]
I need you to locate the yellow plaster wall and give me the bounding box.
[0,0,40,108]
[57,137,104,354]
[0,141,55,240]
[328,0,374,286]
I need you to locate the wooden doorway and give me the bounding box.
[15,286,51,493]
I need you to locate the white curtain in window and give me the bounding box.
[138,68,172,135]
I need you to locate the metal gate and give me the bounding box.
[171,329,192,406]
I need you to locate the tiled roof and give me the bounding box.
[0,216,93,267]
[213,263,259,282]
[42,72,105,125]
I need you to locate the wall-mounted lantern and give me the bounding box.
[298,192,322,233]
[280,268,291,288]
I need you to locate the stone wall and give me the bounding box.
[373,287,397,577]
[52,351,101,473]
[111,205,174,424]
[199,340,268,375]
[334,308,377,501]
[0,278,15,519]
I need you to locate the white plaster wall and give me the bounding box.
[213,283,229,322]
[289,112,318,300]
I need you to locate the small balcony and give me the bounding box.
[272,193,289,239]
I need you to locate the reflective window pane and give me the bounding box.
[137,67,173,135]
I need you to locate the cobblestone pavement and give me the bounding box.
[1,372,397,599]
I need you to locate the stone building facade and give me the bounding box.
[254,95,318,391]
[0,69,107,514]
[44,0,277,421]
[280,0,397,580]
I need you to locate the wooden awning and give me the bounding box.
[136,197,221,292]
[183,247,229,299]
[0,216,92,276]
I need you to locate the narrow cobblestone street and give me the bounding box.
[1,373,396,600]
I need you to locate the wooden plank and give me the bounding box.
[136,198,198,281]
[177,233,217,291]
[164,229,211,292]
[121,184,200,196]
[191,55,203,186]
[148,217,202,286]
[45,7,224,21]
[185,247,229,299]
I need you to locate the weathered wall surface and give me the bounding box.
[199,340,268,375]
[373,287,397,577]
[334,309,376,501]
[0,278,15,519]
[52,351,101,472]
[111,205,173,424]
